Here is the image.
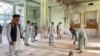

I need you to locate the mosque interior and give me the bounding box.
[0,0,100,56]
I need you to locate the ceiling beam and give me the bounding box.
[57,0,100,6]
[27,0,41,5]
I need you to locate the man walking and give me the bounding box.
[34,23,38,41]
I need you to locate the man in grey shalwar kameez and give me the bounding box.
[77,29,87,51]
[73,29,88,53]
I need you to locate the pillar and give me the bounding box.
[67,4,71,29]
[12,4,16,15]
[40,0,49,28]
[80,12,85,28]
[97,10,100,37]
[64,6,67,28]
[24,0,28,25]
[49,7,52,25]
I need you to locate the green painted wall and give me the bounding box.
[50,6,66,28]
[26,6,35,21]
[25,0,40,25]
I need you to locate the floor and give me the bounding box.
[0,32,100,56]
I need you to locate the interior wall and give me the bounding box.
[26,6,35,22]
[70,1,100,28]
[34,7,41,27]
[69,1,100,37]
[50,6,65,28]
[50,0,100,36]
[25,1,40,25]
[26,6,41,27]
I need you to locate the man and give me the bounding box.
[24,20,31,46]
[30,23,35,42]
[77,29,87,53]
[69,27,78,46]
[0,24,2,43]
[57,22,63,39]
[34,23,38,41]
[69,28,77,40]
[57,23,59,38]
[73,28,88,53]
[48,22,55,46]
[6,14,22,56]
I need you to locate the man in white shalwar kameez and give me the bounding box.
[48,22,55,46]
[57,22,63,39]
[30,23,35,42]
[24,21,31,46]
[0,24,2,43]
[6,14,22,56]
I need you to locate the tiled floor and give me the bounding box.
[0,33,100,56]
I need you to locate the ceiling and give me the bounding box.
[48,0,100,7]
[57,0,100,5]
[1,0,100,7]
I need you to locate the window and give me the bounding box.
[0,2,13,35]
[0,20,4,25]
[0,2,12,15]
[0,14,4,19]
